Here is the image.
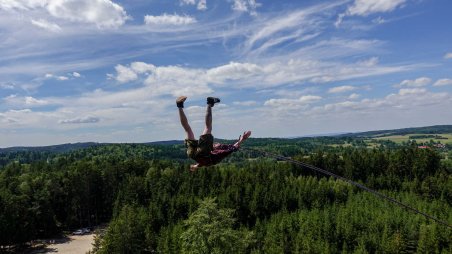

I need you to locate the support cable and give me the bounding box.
[244,147,452,229]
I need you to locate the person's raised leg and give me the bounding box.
[177,96,195,140]
[203,97,220,135]
[203,104,212,135]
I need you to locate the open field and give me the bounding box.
[372,133,452,144]
[328,143,353,148]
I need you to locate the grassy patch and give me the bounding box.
[373,133,452,144]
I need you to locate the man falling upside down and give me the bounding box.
[176,96,251,172]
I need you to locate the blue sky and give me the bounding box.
[1,0,452,147]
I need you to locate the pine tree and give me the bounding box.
[180,197,254,254]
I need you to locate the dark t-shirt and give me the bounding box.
[195,143,238,167]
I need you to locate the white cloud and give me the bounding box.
[111,61,263,96]
[347,0,406,16]
[25,96,48,106]
[397,77,431,87]
[264,95,321,108]
[45,73,69,81]
[372,16,386,24]
[232,0,247,12]
[46,0,128,28]
[57,76,68,81]
[130,62,155,74]
[348,93,360,99]
[143,65,212,97]
[433,79,452,87]
[305,88,450,119]
[0,0,46,10]
[180,0,206,10]
[3,95,50,107]
[180,0,196,4]
[0,82,15,90]
[299,95,322,103]
[197,0,207,10]
[59,116,100,124]
[2,0,129,29]
[328,85,357,94]
[72,72,81,77]
[109,64,210,98]
[206,62,262,85]
[359,57,379,67]
[243,2,346,55]
[31,18,61,32]
[398,88,427,96]
[444,53,452,59]
[2,94,17,103]
[114,64,138,83]
[111,59,413,95]
[233,100,258,106]
[232,0,261,15]
[336,0,406,27]
[144,13,197,26]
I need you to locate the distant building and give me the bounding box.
[433,144,446,149]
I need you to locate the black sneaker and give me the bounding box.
[207,97,220,107]
[176,96,187,108]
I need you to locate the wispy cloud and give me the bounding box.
[444,53,452,59]
[395,77,431,88]
[336,0,406,27]
[233,100,258,106]
[265,95,321,107]
[110,59,413,93]
[328,85,357,94]
[305,88,450,118]
[59,116,101,124]
[3,95,49,107]
[144,13,197,26]
[346,0,406,16]
[242,1,342,55]
[31,18,61,32]
[0,82,15,90]
[348,93,360,99]
[180,0,207,10]
[232,0,261,16]
[433,79,452,87]
[44,72,81,81]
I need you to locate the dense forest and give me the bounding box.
[0,136,451,253]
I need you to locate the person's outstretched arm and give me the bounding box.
[233,130,251,149]
[210,131,252,164]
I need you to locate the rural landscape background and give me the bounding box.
[1,0,452,253]
[1,125,451,253]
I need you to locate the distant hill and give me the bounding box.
[0,142,104,153]
[339,125,452,138]
[2,125,451,153]
[145,140,182,145]
[0,141,186,154]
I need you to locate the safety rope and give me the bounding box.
[244,147,452,229]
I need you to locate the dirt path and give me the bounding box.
[33,234,95,254]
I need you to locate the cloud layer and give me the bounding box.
[144,13,197,26]
[336,0,406,26]
[1,0,451,147]
[1,0,129,28]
